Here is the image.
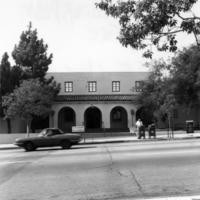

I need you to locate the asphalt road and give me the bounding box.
[0,139,200,200]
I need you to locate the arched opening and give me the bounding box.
[31,115,49,133]
[136,107,154,127]
[84,106,102,131]
[110,106,128,130]
[58,107,76,132]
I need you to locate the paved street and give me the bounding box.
[0,139,200,200]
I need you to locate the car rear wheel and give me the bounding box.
[24,142,35,151]
[61,140,71,149]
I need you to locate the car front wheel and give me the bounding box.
[24,142,35,151]
[60,140,71,149]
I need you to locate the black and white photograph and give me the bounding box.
[0,0,200,200]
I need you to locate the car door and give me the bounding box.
[43,130,58,147]
[36,129,55,147]
[50,129,62,146]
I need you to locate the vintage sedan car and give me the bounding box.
[15,128,82,151]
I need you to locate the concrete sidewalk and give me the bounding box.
[0,131,200,150]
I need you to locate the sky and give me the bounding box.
[0,0,199,72]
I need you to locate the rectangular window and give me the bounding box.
[135,81,144,92]
[65,82,73,92]
[88,81,97,92]
[112,81,120,92]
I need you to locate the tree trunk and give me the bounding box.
[26,119,31,137]
[168,114,171,139]
[168,113,174,139]
[171,116,174,138]
[26,123,29,137]
[6,118,11,133]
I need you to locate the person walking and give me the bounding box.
[136,119,143,137]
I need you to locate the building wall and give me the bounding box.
[2,71,199,133]
[26,71,200,131]
[47,72,149,95]
[0,118,26,133]
[47,72,147,131]
[51,101,138,130]
[173,106,200,129]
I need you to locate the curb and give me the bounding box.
[80,136,200,145]
[0,136,200,150]
[137,195,200,200]
[0,145,20,150]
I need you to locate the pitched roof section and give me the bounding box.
[55,94,137,102]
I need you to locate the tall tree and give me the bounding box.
[136,45,200,133]
[0,53,12,95]
[10,65,23,89]
[12,22,53,79]
[136,60,177,135]
[96,0,200,58]
[3,78,60,136]
[170,45,200,108]
[0,53,12,133]
[1,23,58,133]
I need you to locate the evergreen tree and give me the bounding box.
[10,65,23,89]
[0,53,12,96]
[1,23,59,133]
[12,22,53,79]
[0,53,12,133]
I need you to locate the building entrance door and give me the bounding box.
[58,107,76,132]
[110,106,128,130]
[85,107,102,130]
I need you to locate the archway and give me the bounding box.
[58,107,76,132]
[136,107,154,127]
[84,107,102,130]
[31,115,49,133]
[110,106,128,130]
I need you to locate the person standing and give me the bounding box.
[136,119,143,135]
[135,119,143,130]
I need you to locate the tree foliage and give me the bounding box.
[136,60,174,115]
[136,60,177,134]
[0,53,12,96]
[2,78,60,133]
[136,45,200,131]
[170,45,200,107]
[0,53,23,132]
[0,52,12,132]
[12,23,53,79]
[96,0,200,58]
[1,23,59,133]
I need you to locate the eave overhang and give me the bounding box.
[55,94,137,102]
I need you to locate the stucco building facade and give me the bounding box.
[48,72,149,132]
[1,71,199,133]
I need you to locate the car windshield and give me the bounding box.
[52,129,63,135]
[38,129,64,137]
[38,129,47,137]
[59,129,64,134]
